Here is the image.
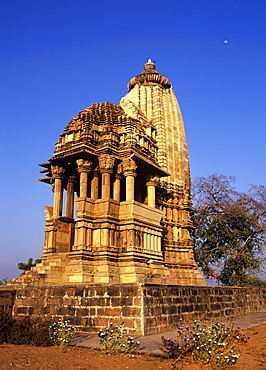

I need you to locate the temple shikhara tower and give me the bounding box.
[14,60,206,286]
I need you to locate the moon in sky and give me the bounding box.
[224,40,229,44]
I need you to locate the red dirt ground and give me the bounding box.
[0,323,266,370]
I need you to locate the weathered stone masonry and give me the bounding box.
[1,284,266,335]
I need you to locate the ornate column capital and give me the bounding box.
[98,154,115,174]
[124,170,137,177]
[146,176,159,187]
[52,166,64,217]
[122,158,137,177]
[51,165,65,179]
[115,162,124,180]
[68,175,77,184]
[93,166,100,177]
[76,159,92,173]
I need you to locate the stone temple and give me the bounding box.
[14,60,206,286]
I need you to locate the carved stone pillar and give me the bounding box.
[52,166,65,218]
[65,176,76,218]
[91,166,100,200]
[113,163,123,201]
[76,159,92,198]
[146,177,159,208]
[123,158,137,201]
[99,154,115,199]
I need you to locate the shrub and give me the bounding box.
[0,311,79,348]
[162,317,250,370]
[49,319,78,348]
[0,309,15,344]
[0,310,52,346]
[9,317,52,346]
[98,322,140,356]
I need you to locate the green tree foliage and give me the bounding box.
[18,258,41,273]
[0,278,10,285]
[241,276,266,288]
[192,175,266,286]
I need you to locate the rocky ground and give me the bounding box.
[0,323,266,369]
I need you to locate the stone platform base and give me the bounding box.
[9,250,207,287]
[1,284,266,335]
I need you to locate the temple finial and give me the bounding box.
[144,59,156,71]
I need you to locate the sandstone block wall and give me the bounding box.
[143,285,266,334]
[7,284,143,334]
[1,284,266,335]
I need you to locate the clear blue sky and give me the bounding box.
[1,0,266,280]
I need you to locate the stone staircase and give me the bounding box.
[9,256,67,286]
